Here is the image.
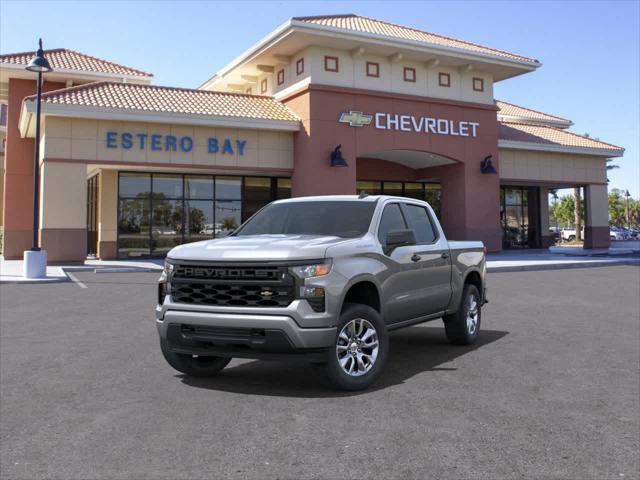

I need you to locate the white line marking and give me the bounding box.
[66,272,88,289]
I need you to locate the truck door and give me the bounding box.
[400,202,452,314]
[377,202,436,324]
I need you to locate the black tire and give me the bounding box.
[160,338,231,377]
[313,303,389,391]
[568,235,576,242]
[443,284,481,345]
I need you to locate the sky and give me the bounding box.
[1,0,638,197]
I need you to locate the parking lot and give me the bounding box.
[1,266,639,479]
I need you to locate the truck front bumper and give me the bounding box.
[156,309,336,361]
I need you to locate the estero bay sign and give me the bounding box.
[339,111,480,137]
[106,131,248,155]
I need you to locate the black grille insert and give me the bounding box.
[171,263,295,308]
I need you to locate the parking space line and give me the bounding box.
[66,272,88,289]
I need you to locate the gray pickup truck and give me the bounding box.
[156,195,487,390]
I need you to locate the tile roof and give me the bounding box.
[496,100,572,126]
[293,14,539,64]
[26,81,299,122]
[0,48,152,78]
[498,122,624,154]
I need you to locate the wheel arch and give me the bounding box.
[339,277,382,314]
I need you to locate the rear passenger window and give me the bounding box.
[404,204,437,243]
[377,203,407,244]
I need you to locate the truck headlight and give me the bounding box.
[289,261,332,279]
[163,259,174,275]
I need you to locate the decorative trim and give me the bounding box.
[403,67,416,82]
[438,72,450,87]
[277,69,285,86]
[473,77,484,92]
[366,61,380,78]
[324,56,339,72]
[260,78,268,94]
[277,83,500,111]
[43,157,294,173]
[296,58,304,75]
[498,139,623,157]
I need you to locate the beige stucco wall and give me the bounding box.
[39,161,86,229]
[271,46,494,104]
[42,118,294,170]
[585,184,609,227]
[499,149,608,185]
[98,169,118,243]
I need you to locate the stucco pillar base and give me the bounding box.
[540,235,555,248]
[584,226,610,249]
[41,228,87,262]
[2,230,33,259]
[98,241,118,260]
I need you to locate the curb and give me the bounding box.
[489,259,640,273]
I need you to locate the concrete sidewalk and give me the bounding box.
[1,250,638,283]
[0,257,163,284]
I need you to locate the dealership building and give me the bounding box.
[0,14,624,261]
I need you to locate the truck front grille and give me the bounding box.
[170,263,295,308]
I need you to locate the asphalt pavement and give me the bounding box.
[1,266,639,479]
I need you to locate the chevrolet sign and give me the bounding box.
[338,111,373,127]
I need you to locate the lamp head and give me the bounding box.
[26,39,53,73]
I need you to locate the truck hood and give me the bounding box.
[167,234,347,262]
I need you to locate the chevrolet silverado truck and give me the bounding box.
[156,195,487,390]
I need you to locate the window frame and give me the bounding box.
[403,67,416,83]
[277,69,285,86]
[472,77,484,92]
[438,72,451,87]
[366,61,380,78]
[260,78,268,94]
[399,202,440,246]
[324,55,339,72]
[296,58,304,75]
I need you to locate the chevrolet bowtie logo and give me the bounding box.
[339,111,373,127]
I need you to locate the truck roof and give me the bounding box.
[272,195,419,203]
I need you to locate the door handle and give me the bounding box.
[411,254,421,262]
[441,252,450,259]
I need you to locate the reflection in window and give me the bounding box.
[243,177,272,221]
[382,181,403,197]
[277,178,291,199]
[216,177,241,200]
[185,199,214,243]
[356,181,382,195]
[185,176,214,199]
[153,174,183,198]
[152,199,184,256]
[118,197,150,258]
[216,201,241,237]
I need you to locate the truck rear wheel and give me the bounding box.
[314,303,389,391]
[160,338,231,377]
[443,284,481,345]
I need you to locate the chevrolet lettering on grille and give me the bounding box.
[176,266,279,280]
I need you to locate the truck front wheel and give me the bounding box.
[443,284,481,345]
[314,303,389,391]
[160,338,231,377]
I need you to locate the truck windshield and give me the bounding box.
[235,201,376,238]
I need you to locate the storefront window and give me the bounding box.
[243,177,272,221]
[501,186,539,249]
[382,181,403,197]
[117,173,290,258]
[403,183,424,200]
[276,178,291,200]
[356,181,382,195]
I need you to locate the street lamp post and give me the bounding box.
[625,190,631,230]
[23,39,52,279]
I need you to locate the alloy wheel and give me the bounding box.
[336,318,379,376]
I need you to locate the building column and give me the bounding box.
[39,162,87,262]
[427,162,502,252]
[98,170,118,259]
[583,184,610,249]
[539,187,553,247]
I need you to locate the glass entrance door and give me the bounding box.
[501,186,540,249]
[86,175,99,257]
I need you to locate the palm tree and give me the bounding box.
[574,187,582,242]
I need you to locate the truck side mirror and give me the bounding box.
[385,229,416,254]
